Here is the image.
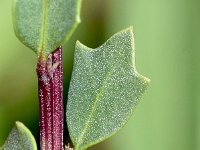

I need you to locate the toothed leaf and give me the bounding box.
[67,27,150,150]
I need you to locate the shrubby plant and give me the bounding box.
[0,0,149,150]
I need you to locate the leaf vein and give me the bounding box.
[39,0,48,54]
[76,58,118,148]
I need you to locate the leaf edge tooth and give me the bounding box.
[75,26,134,52]
[69,27,150,150]
[74,75,150,150]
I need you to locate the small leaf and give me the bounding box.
[12,0,82,55]
[67,27,150,150]
[1,121,37,150]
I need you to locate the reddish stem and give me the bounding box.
[37,47,63,150]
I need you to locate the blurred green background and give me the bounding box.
[0,0,200,150]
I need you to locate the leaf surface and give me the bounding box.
[67,27,150,150]
[12,0,82,55]
[1,121,37,150]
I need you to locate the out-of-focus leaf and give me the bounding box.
[67,27,150,150]
[12,0,82,55]
[1,121,37,150]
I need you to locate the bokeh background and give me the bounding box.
[1,0,200,149]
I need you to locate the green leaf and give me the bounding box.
[67,27,150,150]
[12,0,82,55]
[1,121,37,150]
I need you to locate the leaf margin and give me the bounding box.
[67,27,150,150]
[0,121,37,150]
[12,0,82,56]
